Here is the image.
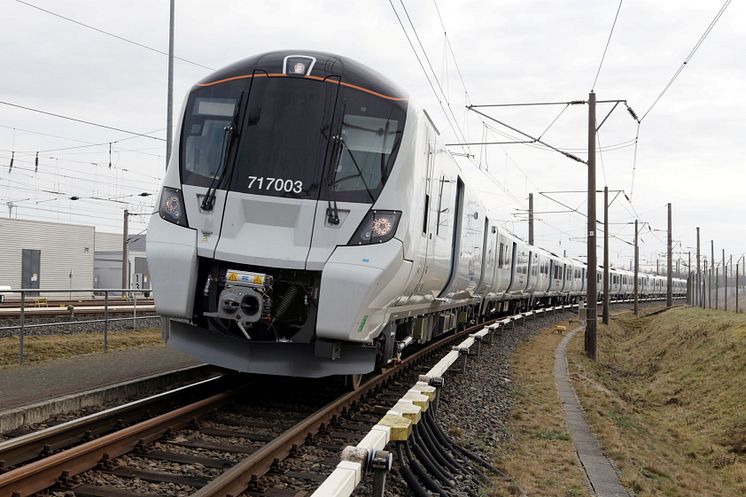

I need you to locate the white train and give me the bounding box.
[146,51,686,378]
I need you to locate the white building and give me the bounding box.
[0,218,95,296]
[0,218,150,297]
[93,232,150,293]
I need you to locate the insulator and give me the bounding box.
[35,152,39,172]
[8,151,14,173]
[627,106,639,122]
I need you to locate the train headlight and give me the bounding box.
[348,210,401,245]
[159,186,188,226]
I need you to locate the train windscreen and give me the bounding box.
[179,75,407,204]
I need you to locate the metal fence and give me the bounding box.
[689,262,744,312]
[0,288,158,365]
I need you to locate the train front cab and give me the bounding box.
[148,52,426,377]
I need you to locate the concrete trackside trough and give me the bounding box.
[0,364,217,434]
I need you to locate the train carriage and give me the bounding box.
[147,50,687,378]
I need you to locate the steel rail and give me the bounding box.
[192,318,497,497]
[0,299,154,309]
[0,312,541,497]
[0,390,235,497]
[0,371,224,469]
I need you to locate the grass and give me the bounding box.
[567,307,746,496]
[489,321,592,497]
[0,328,164,368]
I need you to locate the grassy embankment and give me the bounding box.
[0,329,163,368]
[490,318,591,497]
[568,307,746,496]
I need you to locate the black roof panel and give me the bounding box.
[197,50,408,101]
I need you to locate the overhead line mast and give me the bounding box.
[462,95,638,361]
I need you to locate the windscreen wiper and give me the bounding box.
[336,137,376,202]
[326,134,342,224]
[201,91,243,211]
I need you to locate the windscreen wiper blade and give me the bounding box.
[326,134,342,224]
[336,137,376,202]
[200,91,244,211]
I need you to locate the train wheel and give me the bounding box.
[347,374,364,391]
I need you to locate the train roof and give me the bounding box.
[196,50,409,101]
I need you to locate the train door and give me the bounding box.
[413,126,437,294]
[476,216,494,293]
[525,250,535,293]
[438,178,465,298]
[506,242,518,292]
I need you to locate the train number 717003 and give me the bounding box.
[247,176,303,194]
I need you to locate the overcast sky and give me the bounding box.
[0,0,743,273]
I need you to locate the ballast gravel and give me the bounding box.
[436,311,578,460]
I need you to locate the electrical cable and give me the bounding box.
[387,0,469,155]
[537,103,570,141]
[597,132,608,186]
[415,422,459,473]
[0,124,165,159]
[640,0,732,121]
[410,429,453,485]
[591,0,624,91]
[1,155,160,191]
[15,0,214,71]
[398,0,468,145]
[0,101,166,142]
[396,442,440,497]
[629,122,640,196]
[432,0,471,106]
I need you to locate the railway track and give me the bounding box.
[0,302,155,320]
[0,317,499,497]
[0,299,154,308]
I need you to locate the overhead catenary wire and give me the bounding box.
[431,0,471,106]
[640,0,732,122]
[387,0,470,155]
[1,151,162,185]
[537,103,571,141]
[628,2,730,198]
[591,0,624,91]
[398,0,467,144]
[479,121,638,154]
[0,124,165,159]
[15,0,214,71]
[1,155,160,193]
[0,101,166,142]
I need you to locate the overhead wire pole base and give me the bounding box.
[603,186,609,325]
[634,219,639,315]
[667,202,673,307]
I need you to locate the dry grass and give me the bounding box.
[568,307,746,496]
[490,321,591,497]
[0,328,164,368]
